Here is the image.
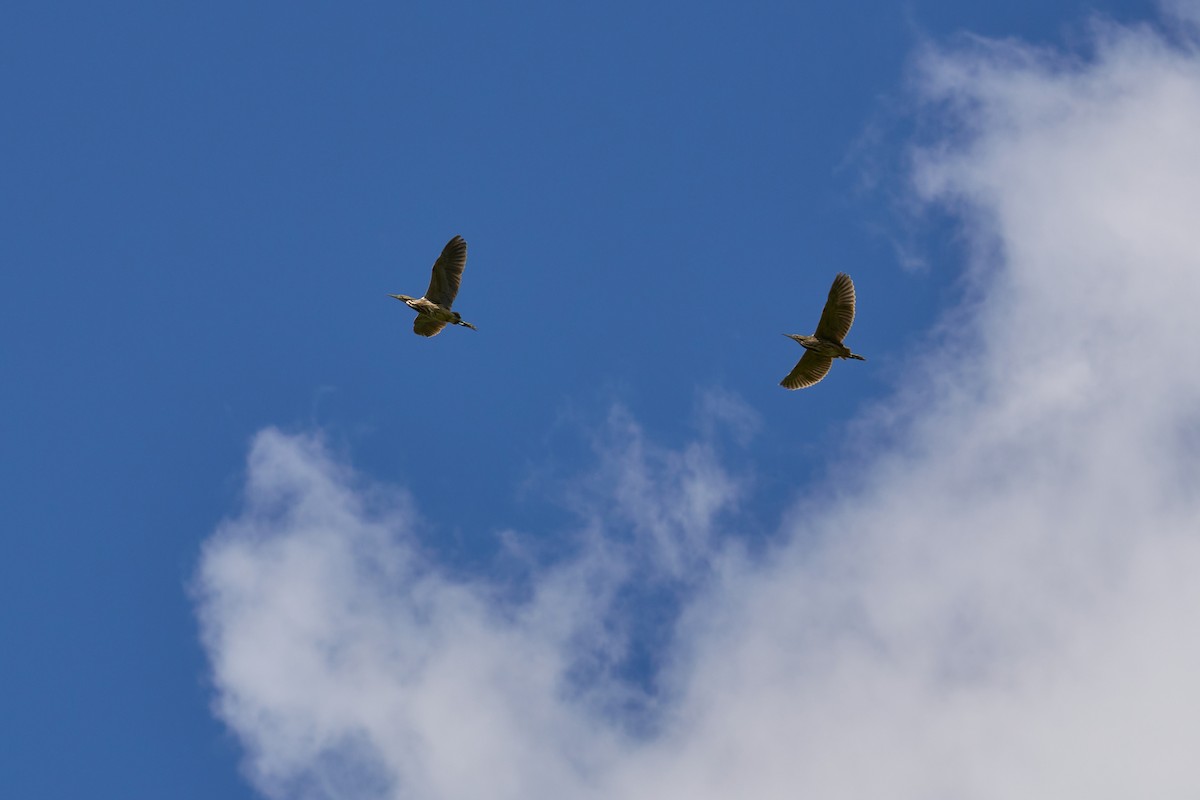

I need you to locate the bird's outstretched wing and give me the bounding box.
[413,314,447,337]
[813,273,856,344]
[780,350,833,390]
[424,235,468,308]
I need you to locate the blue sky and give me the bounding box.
[6,1,1199,798]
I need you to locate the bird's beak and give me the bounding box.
[388,294,401,300]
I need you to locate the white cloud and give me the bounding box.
[196,15,1200,800]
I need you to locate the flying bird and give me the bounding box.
[780,272,865,390]
[389,235,477,336]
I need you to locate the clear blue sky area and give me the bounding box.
[0,1,1158,797]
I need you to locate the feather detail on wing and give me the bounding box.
[425,235,468,309]
[813,272,856,343]
[780,350,833,390]
[413,314,447,337]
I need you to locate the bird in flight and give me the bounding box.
[780,273,865,389]
[389,235,477,336]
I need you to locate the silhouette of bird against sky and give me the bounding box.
[780,273,865,389]
[389,235,477,336]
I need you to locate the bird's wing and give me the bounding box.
[424,235,468,308]
[780,350,833,390]
[813,273,856,343]
[413,314,447,337]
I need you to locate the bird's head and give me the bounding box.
[389,294,416,303]
[784,333,818,348]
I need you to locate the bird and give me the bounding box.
[780,272,865,389]
[389,235,477,336]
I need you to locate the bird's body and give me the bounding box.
[390,235,477,336]
[780,272,865,390]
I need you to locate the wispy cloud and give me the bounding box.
[197,14,1200,799]
[1161,0,1200,29]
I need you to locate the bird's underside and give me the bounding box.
[410,300,475,337]
[412,303,454,337]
